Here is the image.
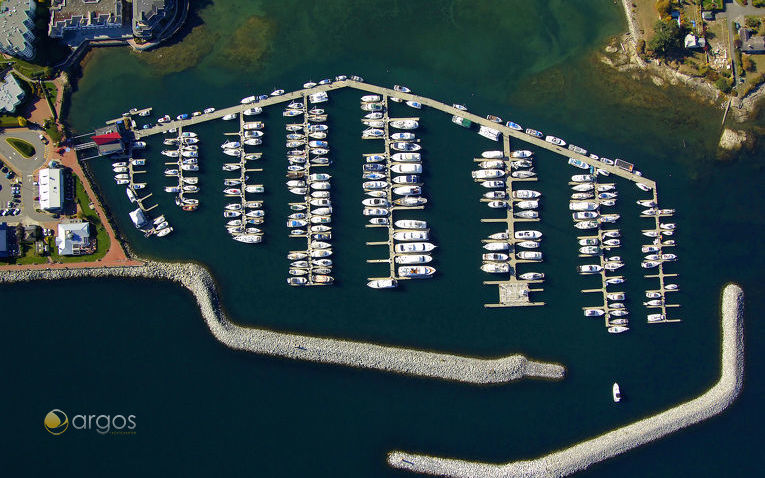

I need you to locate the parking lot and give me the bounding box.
[0,128,53,225]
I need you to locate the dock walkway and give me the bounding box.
[132,80,653,189]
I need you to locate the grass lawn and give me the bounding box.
[5,137,36,157]
[3,241,50,265]
[0,58,48,79]
[633,0,660,40]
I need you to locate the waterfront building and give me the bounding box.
[38,167,64,212]
[0,222,9,258]
[132,0,176,40]
[0,72,26,114]
[0,0,36,60]
[48,0,129,47]
[55,221,91,256]
[91,124,126,156]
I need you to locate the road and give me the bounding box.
[720,0,765,85]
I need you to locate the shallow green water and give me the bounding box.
[3,1,763,476]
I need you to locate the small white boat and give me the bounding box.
[608,326,629,334]
[398,265,435,278]
[612,383,622,402]
[545,135,566,146]
[222,113,238,121]
[243,107,263,116]
[578,264,602,274]
[584,308,605,317]
[515,230,542,240]
[361,94,381,102]
[405,100,422,109]
[481,263,510,273]
[510,150,533,159]
[519,272,544,280]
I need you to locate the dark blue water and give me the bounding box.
[3,1,763,476]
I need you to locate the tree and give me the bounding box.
[649,20,684,58]
[17,117,27,127]
[715,77,732,93]
[656,0,672,19]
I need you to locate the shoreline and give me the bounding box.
[0,260,566,385]
[387,283,744,477]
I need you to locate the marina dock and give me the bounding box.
[480,134,544,307]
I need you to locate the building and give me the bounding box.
[132,0,176,40]
[0,222,10,258]
[0,0,36,60]
[48,0,128,47]
[56,221,91,256]
[684,34,706,50]
[0,72,26,114]
[740,28,765,54]
[91,124,126,156]
[38,167,64,212]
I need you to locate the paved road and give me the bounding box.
[720,0,765,85]
[0,129,52,225]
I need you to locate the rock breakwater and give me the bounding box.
[387,284,744,476]
[0,261,565,385]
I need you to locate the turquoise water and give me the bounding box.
[3,1,764,476]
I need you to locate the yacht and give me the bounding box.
[480,160,505,169]
[605,277,625,285]
[545,135,566,146]
[568,144,588,155]
[607,292,625,301]
[481,180,505,188]
[584,308,605,317]
[515,210,538,219]
[511,170,536,179]
[392,185,421,196]
[647,314,665,323]
[478,125,500,141]
[405,100,422,109]
[573,211,599,221]
[510,160,533,169]
[568,158,589,169]
[395,220,428,230]
[487,200,507,209]
[665,284,679,290]
[486,114,502,123]
[579,246,599,255]
[510,150,533,159]
[513,190,541,199]
[484,191,506,199]
[361,94,381,102]
[243,107,263,116]
[517,251,542,260]
[602,230,620,238]
[453,104,468,111]
[569,201,598,211]
[391,132,416,141]
[398,265,435,278]
[394,196,427,206]
[571,192,594,200]
[369,217,389,226]
[395,242,437,253]
[395,254,432,264]
[481,263,510,273]
[603,239,621,247]
[392,175,420,185]
[391,142,421,151]
[368,279,398,289]
[579,238,599,246]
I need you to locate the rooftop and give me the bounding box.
[740,28,765,53]
[0,222,9,258]
[0,0,36,60]
[0,72,26,114]
[56,220,91,256]
[49,0,127,45]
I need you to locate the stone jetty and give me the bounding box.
[0,261,565,385]
[387,283,745,477]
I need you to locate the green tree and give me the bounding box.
[649,20,684,58]
[715,77,732,93]
[742,54,756,72]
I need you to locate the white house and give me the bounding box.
[38,168,64,212]
[56,221,91,256]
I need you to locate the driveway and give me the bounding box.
[0,128,53,225]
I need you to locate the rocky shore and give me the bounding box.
[387,284,745,477]
[0,261,565,385]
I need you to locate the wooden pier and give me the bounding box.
[480,134,544,308]
[364,95,425,283]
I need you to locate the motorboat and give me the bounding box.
[369,217,389,225]
[364,172,386,180]
[584,308,605,317]
[486,114,502,123]
[483,242,509,251]
[243,107,263,116]
[579,246,599,255]
[515,200,539,210]
[394,196,427,206]
[484,191,506,200]
[392,175,420,184]
[515,210,539,219]
[515,230,542,240]
[453,104,468,111]
[363,207,388,216]
[393,185,421,196]
[487,200,507,209]
[519,272,544,280]
[392,152,421,162]
[607,292,625,301]
[568,158,589,169]
[506,121,522,131]
[361,94,381,102]
[570,201,598,211]
[482,253,509,261]
[391,163,422,174]
[481,180,505,188]
[641,261,661,269]
[405,100,422,109]
[647,314,665,323]
[391,142,421,151]
[513,190,541,199]
[395,220,427,229]
[579,238,599,246]
[480,160,505,169]
[612,383,622,402]
[481,150,504,159]
[608,326,629,334]
[573,211,599,221]
[391,132,416,141]
[510,160,533,169]
[571,192,594,200]
[511,170,536,179]
[517,251,542,260]
[393,230,430,241]
[472,169,504,179]
[578,264,602,274]
[603,230,620,238]
[389,120,418,130]
[605,277,625,285]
